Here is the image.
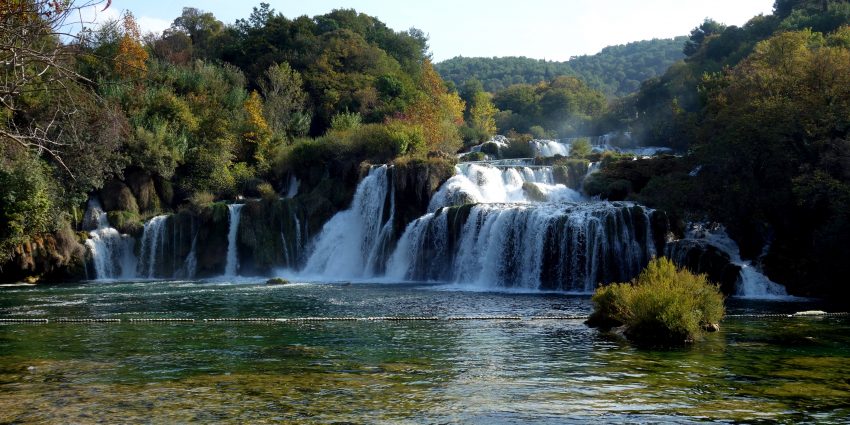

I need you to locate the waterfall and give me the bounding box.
[83,199,137,281]
[285,174,300,199]
[302,166,395,279]
[530,140,571,157]
[428,163,583,212]
[138,215,169,279]
[386,202,657,292]
[224,204,244,277]
[679,223,789,298]
[181,233,198,279]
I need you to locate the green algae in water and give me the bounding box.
[1,282,849,423]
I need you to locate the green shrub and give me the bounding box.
[529,125,547,139]
[257,182,278,201]
[570,138,592,159]
[330,111,362,132]
[501,132,534,159]
[459,151,487,162]
[588,257,725,345]
[106,210,142,235]
[189,191,216,209]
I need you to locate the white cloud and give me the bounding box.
[137,16,171,36]
[76,2,120,28]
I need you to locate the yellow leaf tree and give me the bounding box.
[242,90,273,171]
[403,60,464,154]
[115,11,148,79]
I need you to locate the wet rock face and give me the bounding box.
[0,229,88,283]
[237,199,306,276]
[99,180,139,214]
[195,203,230,278]
[666,239,742,294]
[390,157,456,238]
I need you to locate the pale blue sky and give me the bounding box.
[92,0,776,61]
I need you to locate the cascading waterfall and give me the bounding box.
[386,202,657,292]
[83,199,137,280]
[530,140,571,157]
[224,204,244,277]
[428,163,583,212]
[138,215,169,279]
[302,165,395,279]
[675,223,789,298]
[181,233,199,279]
[285,174,300,199]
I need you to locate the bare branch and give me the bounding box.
[1,0,111,175]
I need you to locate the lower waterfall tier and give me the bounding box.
[386,202,667,292]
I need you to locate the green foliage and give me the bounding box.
[436,37,689,96]
[684,19,727,56]
[583,155,689,201]
[589,257,725,345]
[0,152,58,255]
[106,210,142,234]
[189,191,216,209]
[500,133,534,159]
[493,76,606,137]
[570,138,592,158]
[330,111,363,132]
[259,62,310,138]
[257,182,278,201]
[333,121,426,162]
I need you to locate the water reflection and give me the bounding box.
[0,281,848,423]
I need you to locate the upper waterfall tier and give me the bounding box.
[428,163,584,212]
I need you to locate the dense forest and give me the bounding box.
[436,37,688,96]
[1,0,850,299]
[0,2,470,261]
[586,0,850,297]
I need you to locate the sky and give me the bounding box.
[87,0,777,62]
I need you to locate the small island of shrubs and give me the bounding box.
[588,257,725,346]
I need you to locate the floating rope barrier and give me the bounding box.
[0,318,49,323]
[53,318,121,323]
[0,312,847,324]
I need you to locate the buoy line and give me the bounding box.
[0,312,847,324]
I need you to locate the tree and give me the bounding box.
[258,62,310,138]
[169,7,223,59]
[468,91,497,139]
[114,11,148,79]
[684,19,728,56]
[402,60,464,154]
[1,0,113,171]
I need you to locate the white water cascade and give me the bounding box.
[224,204,244,277]
[428,163,584,212]
[530,139,571,157]
[386,202,657,292]
[83,199,137,280]
[138,215,169,279]
[682,223,789,299]
[302,165,395,279]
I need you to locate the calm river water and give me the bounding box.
[1,280,848,423]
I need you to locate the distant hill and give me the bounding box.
[435,37,688,96]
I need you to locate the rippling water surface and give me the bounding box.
[1,280,848,423]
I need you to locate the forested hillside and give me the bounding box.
[435,37,688,96]
[587,0,850,297]
[0,3,467,260]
